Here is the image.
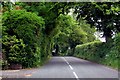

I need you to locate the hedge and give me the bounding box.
[2,10,45,69]
[74,33,120,69]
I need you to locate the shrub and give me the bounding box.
[74,37,119,69]
[2,10,45,68]
[2,35,25,64]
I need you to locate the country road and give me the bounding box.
[2,56,119,80]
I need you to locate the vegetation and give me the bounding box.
[74,34,120,69]
[2,10,45,68]
[54,14,95,56]
[1,2,119,69]
[74,2,120,42]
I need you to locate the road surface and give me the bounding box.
[2,56,119,79]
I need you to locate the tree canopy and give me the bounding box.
[1,2,120,69]
[74,2,120,41]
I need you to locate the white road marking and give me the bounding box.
[63,57,69,64]
[62,57,79,80]
[66,61,69,65]
[73,72,79,80]
[63,57,67,62]
[63,57,73,70]
[69,65,73,70]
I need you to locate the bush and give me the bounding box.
[114,33,120,52]
[75,41,102,60]
[3,35,26,63]
[113,33,120,69]
[2,10,45,68]
[74,36,119,69]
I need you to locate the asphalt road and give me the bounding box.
[2,56,119,79]
[29,56,118,78]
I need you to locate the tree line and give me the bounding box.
[1,2,120,69]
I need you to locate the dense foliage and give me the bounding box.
[1,2,119,70]
[74,34,120,69]
[74,2,120,42]
[2,10,45,68]
[54,14,95,56]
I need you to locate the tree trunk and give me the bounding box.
[103,28,112,42]
[72,47,75,55]
[55,44,59,56]
[105,35,111,43]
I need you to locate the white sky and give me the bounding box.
[94,31,106,42]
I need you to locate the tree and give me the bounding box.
[16,2,71,57]
[74,2,120,42]
[68,26,87,55]
[54,14,87,55]
[78,19,96,42]
[16,2,69,35]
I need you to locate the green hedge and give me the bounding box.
[74,34,120,69]
[2,10,45,69]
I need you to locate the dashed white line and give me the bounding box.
[62,57,79,80]
[63,57,68,64]
[69,65,73,70]
[63,57,73,70]
[66,61,69,65]
[63,57,67,62]
[73,72,79,79]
